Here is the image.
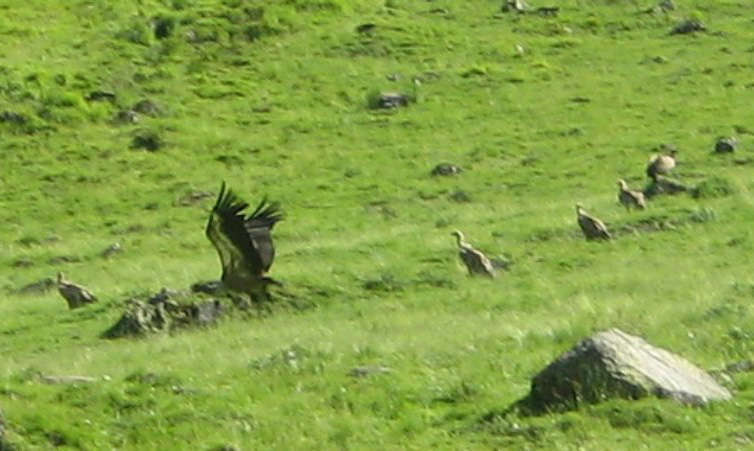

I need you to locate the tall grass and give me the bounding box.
[2,0,754,448]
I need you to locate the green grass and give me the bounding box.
[2,0,754,448]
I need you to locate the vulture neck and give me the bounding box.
[455,233,471,250]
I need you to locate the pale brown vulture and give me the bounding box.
[451,230,496,277]
[206,182,283,303]
[576,204,611,241]
[617,179,646,210]
[57,272,98,309]
[646,150,677,179]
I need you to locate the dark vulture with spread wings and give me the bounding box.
[205,182,283,303]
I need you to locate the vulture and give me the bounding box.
[646,150,677,179]
[576,204,611,241]
[617,179,646,210]
[205,182,283,303]
[57,272,98,309]
[451,230,496,277]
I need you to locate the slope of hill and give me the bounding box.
[2,0,754,448]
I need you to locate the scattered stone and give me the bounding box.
[131,130,163,151]
[40,375,96,385]
[102,289,224,339]
[86,90,116,102]
[176,190,214,206]
[355,23,376,34]
[372,92,412,109]
[644,175,690,199]
[502,0,527,13]
[113,109,139,124]
[132,99,162,116]
[101,243,123,258]
[670,20,706,35]
[191,280,224,295]
[47,255,82,265]
[449,190,472,203]
[208,446,240,451]
[349,365,391,378]
[14,277,55,295]
[513,328,731,415]
[659,0,676,11]
[10,258,33,268]
[536,6,559,16]
[645,0,675,14]
[0,110,28,124]
[153,16,175,40]
[431,163,463,176]
[714,137,737,154]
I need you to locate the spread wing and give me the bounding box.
[205,182,283,279]
[245,196,283,272]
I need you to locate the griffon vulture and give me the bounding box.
[646,150,677,179]
[451,230,496,277]
[57,272,98,309]
[576,204,611,241]
[205,182,283,303]
[617,179,646,210]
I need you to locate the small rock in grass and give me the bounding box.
[86,90,116,102]
[0,110,28,124]
[40,375,96,384]
[132,99,162,116]
[355,23,376,34]
[15,277,55,295]
[502,0,527,13]
[191,280,224,295]
[131,131,163,151]
[449,190,471,203]
[714,137,737,154]
[431,163,463,176]
[670,20,706,35]
[349,365,391,378]
[373,92,412,109]
[113,109,139,124]
[101,243,123,258]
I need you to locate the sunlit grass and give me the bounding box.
[2,0,754,448]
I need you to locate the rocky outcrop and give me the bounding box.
[102,289,224,339]
[515,328,731,414]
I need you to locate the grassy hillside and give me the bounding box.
[2,0,754,448]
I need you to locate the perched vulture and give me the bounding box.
[617,179,646,210]
[451,230,496,277]
[576,204,611,241]
[646,150,677,179]
[57,272,98,309]
[205,182,283,303]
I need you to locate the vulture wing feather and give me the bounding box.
[244,197,283,272]
[206,182,264,277]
